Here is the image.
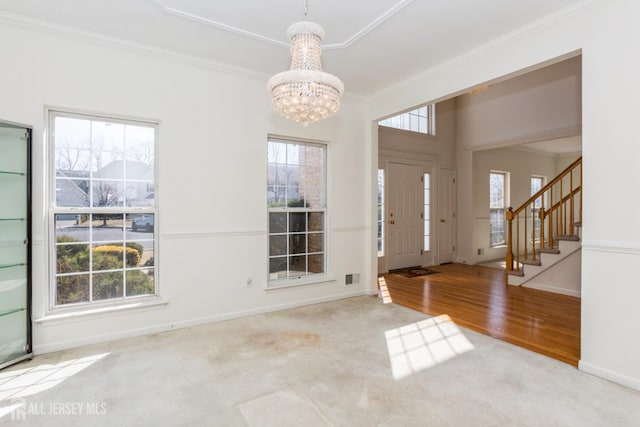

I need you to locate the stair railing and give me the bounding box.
[505,157,582,274]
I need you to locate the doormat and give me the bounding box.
[389,266,440,278]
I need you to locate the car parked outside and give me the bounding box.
[131,215,154,232]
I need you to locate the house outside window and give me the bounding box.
[379,105,435,135]
[489,171,508,246]
[50,110,157,306]
[267,137,326,283]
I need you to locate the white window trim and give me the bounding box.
[267,135,329,288]
[378,104,436,136]
[34,296,169,326]
[377,168,385,258]
[489,170,509,248]
[423,171,431,253]
[531,175,547,208]
[264,274,336,291]
[46,107,160,313]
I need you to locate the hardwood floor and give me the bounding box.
[381,263,581,366]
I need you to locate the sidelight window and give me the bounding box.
[378,169,385,256]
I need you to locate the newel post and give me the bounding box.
[505,208,514,272]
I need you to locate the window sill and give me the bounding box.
[265,275,336,290]
[34,296,169,326]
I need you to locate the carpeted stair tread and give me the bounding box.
[554,234,580,241]
[537,247,560,254]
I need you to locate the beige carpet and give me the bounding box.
[0,296,639,426]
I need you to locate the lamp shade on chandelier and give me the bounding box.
[267,21,344,126]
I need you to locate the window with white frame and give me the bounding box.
[377,169,384,257]
[378,105,435,135]
[267,137,326,281]
[489,171,508,247]
[50,110,157,306]
[423,172,431,252]
[531,176,545,238]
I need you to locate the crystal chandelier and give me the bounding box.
[267,3,344,126]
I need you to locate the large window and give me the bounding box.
[377,169,384,257]
[50,111,157,306]
[489,171,508,246]
[268,137,326,282]
[378,105,435,135]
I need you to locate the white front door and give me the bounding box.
[387,163,423,269]
[438,167,456,264]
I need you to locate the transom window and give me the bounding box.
[378,105,435,135]
[50,110,157,306]
[267,137,326,282]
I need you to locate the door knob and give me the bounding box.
[389,220,395,224]
[440,219,446,223]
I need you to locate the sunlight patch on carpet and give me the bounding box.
[385,315,474,380]
[0,352,110,420]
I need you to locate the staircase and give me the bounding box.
[505,157,582,296]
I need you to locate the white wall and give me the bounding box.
[472,147,557,264]
[456,56,581,150]
[525,248,582,297]
[378,98,456,166]
[377,99,456,271]
[368,0,640,390]
[455,57,581,263]
[556,150,582,174]
[0,18,371,353]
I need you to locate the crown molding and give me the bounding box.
[0,10,270,82]
[0,10,368,101]
[151,0,416,50]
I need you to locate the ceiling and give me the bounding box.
[523,137,582,154]
[0,0,588,97]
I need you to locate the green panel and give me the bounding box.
[0,127,27,173]
[0,174,27,220]
[0,267,28,365]
[0,123,30,367]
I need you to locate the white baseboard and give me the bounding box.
[579,360,640,391]
[524,282,581,297]
[32,289,369,355]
